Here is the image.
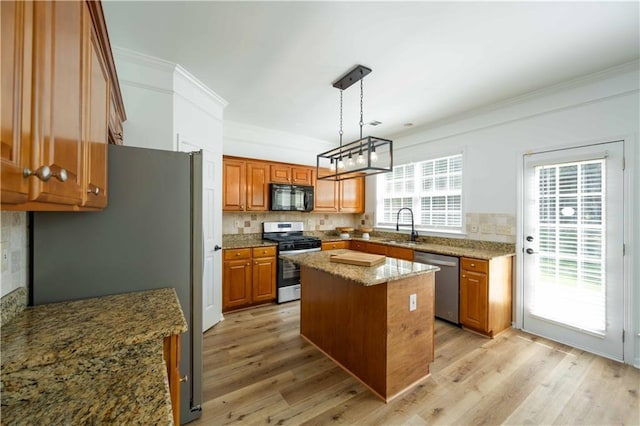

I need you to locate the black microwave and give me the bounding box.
[270,184,314,212]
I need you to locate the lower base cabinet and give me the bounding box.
[223,246,276,311]
[459,256,513,338]
[163,334,181,425]
[351,240,414,261]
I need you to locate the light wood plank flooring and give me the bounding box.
[192,302,639,425]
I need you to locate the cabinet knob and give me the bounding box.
[462,274,466,278]
[23,166,51,181]
[236,252,241,256]
[87,186,100,195]
[179,375,188,383]
[255,261,258,265]
[246,262,250,266]
[52,167,68,182]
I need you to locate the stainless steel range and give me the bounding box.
[262,221,321,303]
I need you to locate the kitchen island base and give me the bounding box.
[300,266,435,402]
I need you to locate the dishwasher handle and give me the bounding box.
[415,257,458,268]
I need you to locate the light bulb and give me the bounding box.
[337,158,345,170]
[356,152,365,165]
[370,150,378,163]
[346,155,355,168]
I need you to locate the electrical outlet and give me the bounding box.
[409,293,417,311]
[470,224,479,233]
[234,220,241,228]
[1,247,9,273]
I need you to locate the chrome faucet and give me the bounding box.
[396,207,418,242]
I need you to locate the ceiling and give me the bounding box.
[102,1,639,144]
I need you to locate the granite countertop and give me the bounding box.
[1,288,186,425]
[281,249,439,286]
[321,236,515,260]
[222,233,515,260]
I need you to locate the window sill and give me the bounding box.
[374,225,467,239]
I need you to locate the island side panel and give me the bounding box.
[300,266,388,397]
[385,273,435,398]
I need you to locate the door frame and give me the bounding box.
[515,135,636,365]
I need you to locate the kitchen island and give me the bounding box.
[0,288,187,425]
[281,249,439,402]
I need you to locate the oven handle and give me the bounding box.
[282,248,322,255]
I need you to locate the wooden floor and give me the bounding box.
[192,302,639,425]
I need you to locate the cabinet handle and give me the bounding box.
[255,261,258,265]
[179,375,188,383]
[23,166,51,181]
[470,263,475,267]
[50,166,68,182]
[236,252,241,256]
[87,186,100,195]
[462,274,466,278]
[246,262,250,266]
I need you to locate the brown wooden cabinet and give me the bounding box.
[339,177,365,213]
[222,158,269,211]
[223,246,277,311]
[459,256,513,338]
[313,171,365,214]
[321,240,350,250]
[350,240,414,261]
[163,334,181,425]
[270,164,312,185]
[1,0,125,211]
[82,17,110,208]
[252,247,277,303]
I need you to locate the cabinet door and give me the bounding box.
[223,259,252,311]
[82,19,109,208]
[339,176,364,213]
[350,240,368,252]
[291,167,312,185]
[246,161,269,211]
[460,270,489,332]
[1,1,32,204]
[223,159,246,211]
[163,334,181,426]
[388,246,414,261]
[366,242,387,255]
[252,256,276,302]
[270,164,291,183]
[314,171,338,212]
[30,1,84,205]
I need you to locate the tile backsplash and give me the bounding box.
[465,213,516,243]
[1,211,28,298]
[223,212,359,234]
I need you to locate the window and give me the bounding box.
[377,153,463,232]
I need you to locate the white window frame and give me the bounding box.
[376,152,465,234]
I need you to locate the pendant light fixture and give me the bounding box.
[316,65,393,181]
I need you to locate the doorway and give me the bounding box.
[522,141,624,361]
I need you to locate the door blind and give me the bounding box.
[533,158,606,333]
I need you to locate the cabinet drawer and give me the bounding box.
[252,246,277,258]
[387,246,414,261]
[322,241,349,250]
[461,257,488,274]
[350,241,368,252]
[224,248,252,260]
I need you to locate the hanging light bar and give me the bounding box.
[317,65,393,181]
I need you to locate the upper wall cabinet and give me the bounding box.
[222,158,269,212]
[313,170,365,214]
[270,164,312,186]
[0,0,125,211]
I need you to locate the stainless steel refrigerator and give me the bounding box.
[30,144,203,424]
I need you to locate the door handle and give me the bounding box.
[526,236,534,242]
[526,248,537,255]
[214,245,222,251]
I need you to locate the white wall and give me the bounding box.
[371,62,639,366]
[224,120,334,166]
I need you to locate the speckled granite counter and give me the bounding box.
[1,288,187,425]
[222,234,277,249]
[281,249,439,286]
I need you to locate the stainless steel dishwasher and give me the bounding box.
[414,251,460,324]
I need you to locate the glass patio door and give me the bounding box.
[522,141,624,361]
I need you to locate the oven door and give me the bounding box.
[277,247,321,302]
